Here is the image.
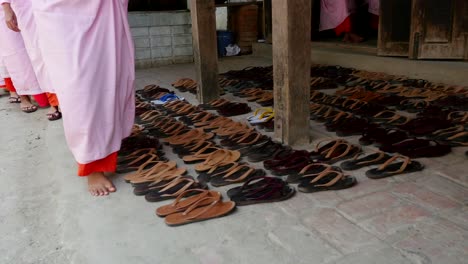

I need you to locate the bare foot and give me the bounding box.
[87,172,116,196]
[348,32,364,43]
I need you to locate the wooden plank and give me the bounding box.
[377,0,411,57]
[409,0,467,60]
[272,0,311,145]
[190,0,220,103]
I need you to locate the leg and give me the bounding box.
[4,78,21,103]
[46,93,62,121]
[78,152,118,196]
[20,95,38,113]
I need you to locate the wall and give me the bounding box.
[129,11,194,69]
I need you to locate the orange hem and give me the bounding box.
[335,16,352,36]
[4,78,16,92]
[77,152,118,177]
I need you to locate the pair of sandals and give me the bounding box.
[152,93,184,105]
[247,107,274,125]
[182,147,241,173]
[156,189,236,226]
[340,152,424,179]
[172,78,197,93]
[309,139,361,164]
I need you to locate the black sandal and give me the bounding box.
[366,155,424,179]
[21,105,38,113]
[47,109,62,121]
[340,151,391,171]
[298,170,357,193]
[9,96,21,103]
[228,177,295,206]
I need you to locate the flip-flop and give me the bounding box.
[286,163,334,183]
[228,177,295,206]
[164,196,236,226]
[366,155,424,179]
[145,177,206,202]
[194,150,241,172]
[210,164,265,187]
[340,151,391,171]
[298,170,357,193]
[156,189,222,217]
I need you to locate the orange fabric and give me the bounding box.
[77,152,118,177]
[46,93,59,107]
[4,78,16,92]
[335,16,352,36]
[32,93,50,107]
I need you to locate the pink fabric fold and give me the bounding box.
[32,0,135,164]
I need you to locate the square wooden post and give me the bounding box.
[272,0,311,145]
[190,0,220,103]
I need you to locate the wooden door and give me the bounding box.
[377,0,412,56]
[409,0,468,60]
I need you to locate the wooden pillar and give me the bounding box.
[190,0,219,103]
[272,0,311,145]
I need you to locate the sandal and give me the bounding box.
[21,105,38,113]
[298,170,357,193]
[210,164,265,187]
[340,151,391,170]
[366,155,424,179]
[194,149,241,172]
[286,163,335,183]
[156,189,222,217]
[228,177,295,206]
[145,177,206,202]
[164,195,236,226]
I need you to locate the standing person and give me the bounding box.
[2,1,61,120]
[9,0,135,196]
[0,6,44,113]
[319,0,380,43]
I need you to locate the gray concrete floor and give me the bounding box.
[1,56,467,264]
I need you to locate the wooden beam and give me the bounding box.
[272,0,311,145]
[190,0,219,103]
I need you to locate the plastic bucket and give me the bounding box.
[217,30,234,57]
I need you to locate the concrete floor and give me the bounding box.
[1,56,467,264]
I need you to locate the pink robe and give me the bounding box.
[319,0,380,31]
[0,60,6,87]
[9,0,54,93]
[32,0,135,164]
[0,8,42,95]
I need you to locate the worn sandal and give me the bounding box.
[366,155,424,179]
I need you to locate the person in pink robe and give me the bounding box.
[28,0,135,196]
[319,0,380,43]
[0,6,43,112]
[2,0,62,120]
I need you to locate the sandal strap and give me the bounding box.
[299,163,331,175]
[310,170,344,187]
[182,196,222,220]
